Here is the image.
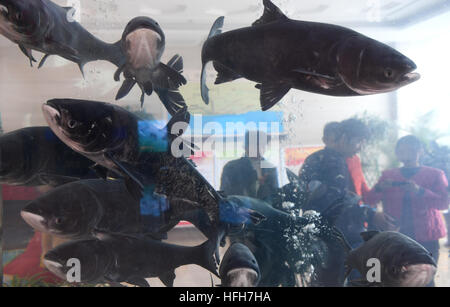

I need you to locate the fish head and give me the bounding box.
[42,99,121,155]
[337,36,420,95]
[44,239,112,283]
[386,242,437,287]
[220,243,260,287]
[122,17,165,69]
[21,185,102,238]
[0,0,48,42]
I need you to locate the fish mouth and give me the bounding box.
[399,263,437,287]
[400,71,421,84]
[42,102,62,127]
[0,4,9,19]
[225,268,260,287]
[43,258,67,280]
[20,210,49,233]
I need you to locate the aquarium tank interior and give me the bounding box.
[0,0,449,287]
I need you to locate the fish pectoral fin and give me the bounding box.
[115,78,137,101]
[213,61,241,85]
[247,209,267,225]
[151,63,187,90]
[165,106,191,138]
[38,54,51,69]
[114,64,126,82]
[259,83,291,111]
[18,45,36,67]
[126,277,150,287]
[167,54,184,74]
[104,152,144,199]
[155,88,187,117]
[292,68,336,80]
[252,0,288,27]
[159,270,176,287]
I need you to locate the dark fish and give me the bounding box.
[219,243,260,287]
[114,17,187,112]
[201,0,420,111]
[0,127,106,186]
[41,99,266,228]
[20,178,222,241]
[20,179,141,239]
[346,231,437,287]
[224,196,350,287]
[43,232,219,287]
[0,0,124,73]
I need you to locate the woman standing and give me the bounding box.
[365,135,449,286]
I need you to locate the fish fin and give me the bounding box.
[200,61,211,105]
[252,0,288,27]
[114,64,126,82]
[155,89,187,117]
[165,106,191,139]
[195,239,220,278]
[143,81,153,96]
[207,16,225,39]
[140,90,146,107]
[104,152,144,198]
[78,62,86,78]
[259,83,291,111]
[247,209,267,225]
[159,270,176,287]
[150,63,187,90]
[62,6,74,12]
[360,231,380,242]
[115,78,137,101]
[19,45,36,67]
[292,68,336,80]
[286,168,300,183]
[213,61,241,85]
[38,54,51,69]
[201,16,225,105]
[126,277,150,287]
[166,54,184,74]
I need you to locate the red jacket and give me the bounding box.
[346,155,370,201]
[365,166,449,242]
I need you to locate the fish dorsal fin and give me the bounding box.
[252,0,288,27]
[360,231,380,242]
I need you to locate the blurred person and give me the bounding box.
[220,130,279,201]
[365,135,449,286]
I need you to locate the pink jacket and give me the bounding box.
[364,166,449,242]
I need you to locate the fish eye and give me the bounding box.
[384,68,394,79]
[67,119,79,129]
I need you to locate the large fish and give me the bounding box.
[200,0,420,111]
[114,17,187,112]
[219,243,260,287]
[0,127,106,186]
[0,0,124,73]
[346,231,437,287]
[20,178,223,241]
[41,99,266,228]
[20,179,141,239]
[43,232,219,287]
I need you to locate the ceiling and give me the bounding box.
[58,0,450,30]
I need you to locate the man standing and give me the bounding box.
[220,130,279,201]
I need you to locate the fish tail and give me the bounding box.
[201,16,225,105]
